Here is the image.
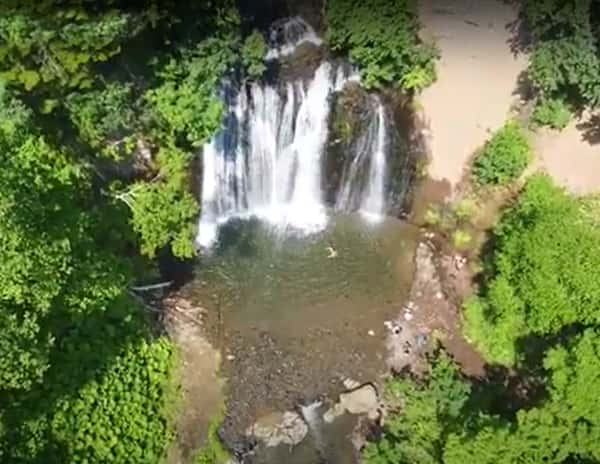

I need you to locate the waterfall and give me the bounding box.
[360,101,388,221]
[335,98,388,221]
[300,401,326,457]
[197,18,392,248]
[266,16,323,60]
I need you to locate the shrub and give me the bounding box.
[454,198,478,221]
[242,30,267,79]
[531,96,572,130]
[463,175,600,365]
[452,230,472,250]
[472,121,530,185]
[193,415,231,464]
[325,0,437,90]
[424,205,442,226]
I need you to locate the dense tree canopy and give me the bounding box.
[0,1,267,462]
[524,0,600,126]
[325,0,437,90]
[464,174,600,364]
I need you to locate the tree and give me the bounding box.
[363,352,470,464]
[464,174,600,365]
[325,0,437,90]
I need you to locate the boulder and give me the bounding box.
[339,384,379,418]
[247,411,308,447]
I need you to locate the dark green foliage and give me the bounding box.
[0,83,176,463]
[444,330,600,463]
[65,82,138,159]
[531,96,572,129]
[472,121,530,185]
[524,0,600,125]
[0,1,272,459]
[325,0,437,90]
[363,353,470,464]
[367,332,600,463]
[0,2,144,93]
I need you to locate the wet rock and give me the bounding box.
[247,411,308,447]
[277,41,325,82]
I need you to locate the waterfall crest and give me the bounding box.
[197,18,394,248]
[266,16,323,60]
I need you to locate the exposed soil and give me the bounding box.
[164,297,225,464]
[385,239,486,378]
[533,110,600,195]
[417,0,527,195]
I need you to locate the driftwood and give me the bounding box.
[130,281,173,292]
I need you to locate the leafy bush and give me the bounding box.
[363,352,470,464]
[242,30,267,79]
[453,198,478,221]
[146,35,238,148]
[464,174,600,365]
[122,145,199,258]
[0,3,141,93]
[193,415,231,464]
[325,0,437,90]
[49,336,176,463]
[525,1,600,110]
[66,82,138,158]
[452,230,472,250]
[531,96,572,130]
[472,121,530,185]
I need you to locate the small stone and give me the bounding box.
[368,329,375,336]
[343,378,362,390]
[404,312,413,321]
[226,354,236,361]
[436,291,444,299]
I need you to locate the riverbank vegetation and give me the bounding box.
[524,0,600,127]
[366,114,600,461]
[0,1,266,462]
[367,171,600,461]
[325,0,437,90]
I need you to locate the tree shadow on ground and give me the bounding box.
[576,113,600,146]
[505,1,532,58]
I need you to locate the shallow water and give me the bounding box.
[183,213,418,462]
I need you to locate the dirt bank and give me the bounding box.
[533,111,600,195]
[417,0,527,194]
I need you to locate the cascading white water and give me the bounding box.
[266,16,323,60]
[198,62,354,247]
[360,101,388,221]
[335,97,388,221]
[300,401,326,455]
[197,18,390,248]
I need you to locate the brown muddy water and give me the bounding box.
[181,213,418,462]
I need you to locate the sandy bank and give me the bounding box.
[417,0,527,193]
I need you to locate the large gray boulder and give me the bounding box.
[247,411,308,447]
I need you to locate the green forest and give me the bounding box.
[0,1,266,462]
[2,0,600,463]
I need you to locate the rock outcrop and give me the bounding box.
[247,411,308,447]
